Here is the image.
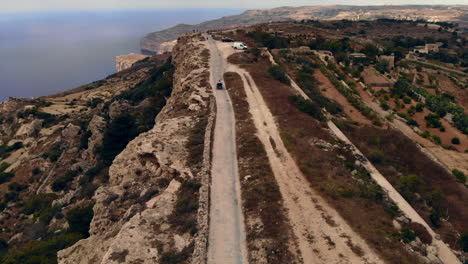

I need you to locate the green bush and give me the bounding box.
[289,95,325,121]
[400,227,416,243]
[429,210,442,228]
[66,205,94,237]
[4,192,18,202]
[98,114,138,165]
[358,183,383,201]
[32,167,41,175]
[51,169,80,192]
[398,174,422,201]
[22,194,59,223]
[8,182,26,192]
[87,98,103,108]
[0,172,15,184]
[369,151,384,164]
[0,162,9,173]
[380,100,390,110]
[0,238,8,252]
[425,113,442,128]
[415,103,424,112]
[452,169,466,184]
[268,65,290,85]
[245,30,290,49]
[407,119,419,127]
[460,232,468,252]
[1,232,82,264]
[451,137,460,145]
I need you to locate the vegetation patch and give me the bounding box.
[340,124,468,249]
[168,179,201,235]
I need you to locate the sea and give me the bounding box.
[0,8,244,101]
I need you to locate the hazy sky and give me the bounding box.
[3,0,466,12]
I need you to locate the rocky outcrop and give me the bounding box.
[108,100,131,120]
[115,53,150,72]
[158,40,178,54]
[59,34,213,264]
[15,119,43,139]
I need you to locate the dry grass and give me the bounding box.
[236,56,422,263]
[224,72,298,263]
[340,124,468,250]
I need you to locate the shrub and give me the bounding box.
[432,135,442,145]
[415,103,424,112]
[8,182,26,192]
[0,162,10,173]
[51,169,80,192]
[452,169,466,183]
[289,95,325,121]
[98,114,138,165]
[32,167,41,175]
[84,164,105,180]
[380,100,390,110]
[398,174,422,201]
[358,183,383,202]
[43,145,63,162]
[0,232,82,264]
[268,65,290,85]
[400,227,416,243]
[0,238,8,252]
[4,192,18,202]
[460,232,468,252]
[66,205,94,237]
[406,222,432,244]
[0,172,15,184]
[87,98,103,108]
[451,137,460,145]
[429,210,442,228]
[22,193,58,216]
[425,113,442,128]
[250,47,261,57]
[369,151,384,164]
[407,119,419,127]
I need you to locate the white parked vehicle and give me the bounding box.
[232,42,248,50]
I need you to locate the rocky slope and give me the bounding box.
[58,34,213,263]
[0,34,213,263]
[141,5,468,54]
[115,53,149,72]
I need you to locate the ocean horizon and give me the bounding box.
[0,8,244,101]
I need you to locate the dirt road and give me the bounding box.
[217,42,383,263]
[206,36,248,264]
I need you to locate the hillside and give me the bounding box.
[141,5,468,54]
[0,18,467,264]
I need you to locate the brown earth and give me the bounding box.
[341,124,468,251]
[235,54,421,264]
[224,71,300,264]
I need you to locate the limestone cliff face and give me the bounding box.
[58,34,213,264]
[115,53,150,72]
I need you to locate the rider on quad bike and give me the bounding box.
[216,80,223,90]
